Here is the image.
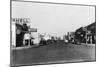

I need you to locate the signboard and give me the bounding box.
[29,28,37,32]
[12,18,30,25]
[87,31,91,34]
[82,27,87,31]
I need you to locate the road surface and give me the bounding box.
[11,43,95,66]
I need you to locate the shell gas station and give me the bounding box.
[11,18,37,48]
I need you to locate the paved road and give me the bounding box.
[11,43,95,66]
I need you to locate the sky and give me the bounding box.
[12,1,95,37]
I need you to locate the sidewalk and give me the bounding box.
[81,43,95,46]
[86,44,95,46]
[11,45,32,50]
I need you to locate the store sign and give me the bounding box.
[12,18,30,25]
[82,27,87,31]
[29,28,37,32]
[87,31,91,34]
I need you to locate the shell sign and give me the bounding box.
[12,18,30,25]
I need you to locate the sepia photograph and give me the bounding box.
[11,0,96,66]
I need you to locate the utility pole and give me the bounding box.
[85,27,88,45]
[85,27,87,45]
[90,35,92,44]
[83,27,87,45]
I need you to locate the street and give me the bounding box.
[11,43,95,66]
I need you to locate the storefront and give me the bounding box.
[75,22,96,44]
[11,18,30,47]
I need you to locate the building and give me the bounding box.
[67,32,75,43]
[86,22,96,44]
[75,22,96,44]
[12,18,29,47]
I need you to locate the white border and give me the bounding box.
[0,0,99,67]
